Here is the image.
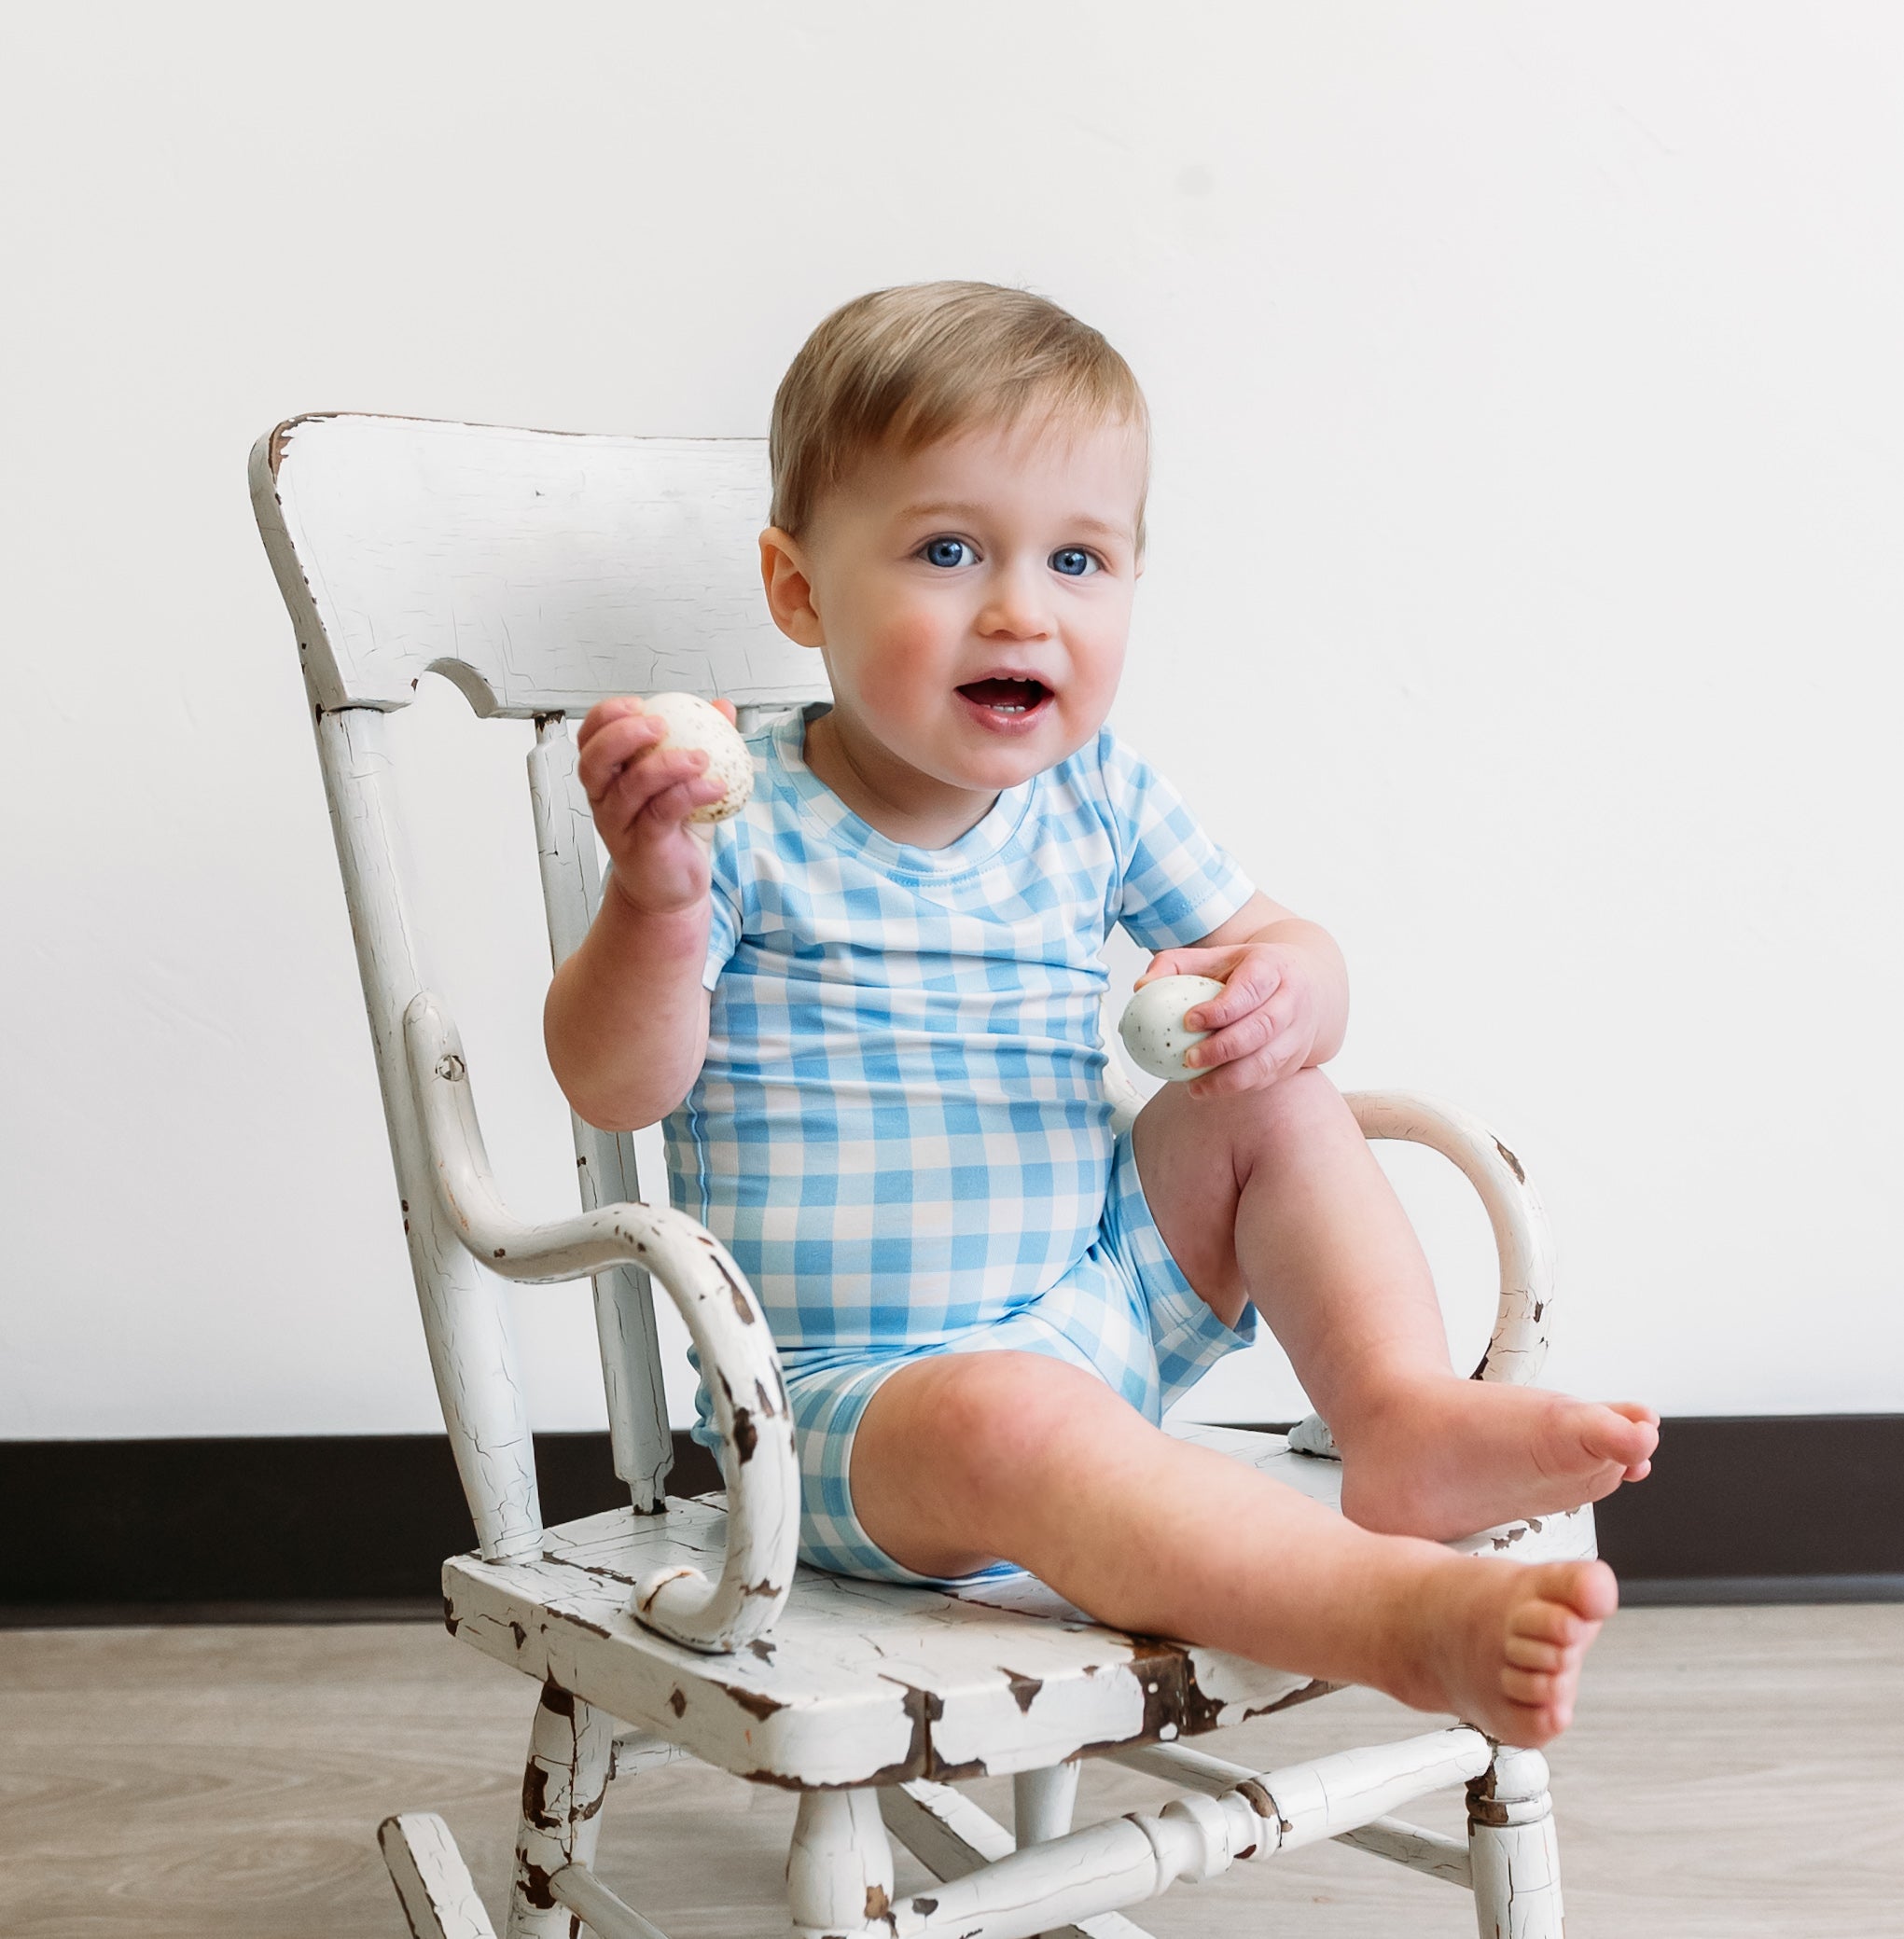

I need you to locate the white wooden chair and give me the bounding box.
[251,411,1590,1939]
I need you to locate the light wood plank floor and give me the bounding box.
[2,1605,1899,1936]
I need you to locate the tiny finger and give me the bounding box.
[602,742,706,820]
[577,696,645,750]
[578,713,666,800]
[644,770,726,827]
[1188,966,1280,1032]
[1184,1009,1273,1070]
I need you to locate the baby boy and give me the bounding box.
[544,282,1660,1748]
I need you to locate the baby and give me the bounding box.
[545,282,1660,1749]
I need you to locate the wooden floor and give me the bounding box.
[2,1604,1899,1937]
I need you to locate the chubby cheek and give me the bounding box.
[1065,632,1127,728]
[852,606,952,723]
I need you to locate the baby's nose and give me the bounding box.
[977,571,1053,639]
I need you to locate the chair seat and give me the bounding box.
[442,1424,1595,1790]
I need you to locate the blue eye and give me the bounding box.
[921,536,976,568]
[1050,547,1099,577]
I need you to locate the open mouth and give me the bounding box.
[956,676,1050,717]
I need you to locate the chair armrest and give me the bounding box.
[402,992,798,1655]
[1287,1089,1556,1459]
[1342,1090,1554,1385]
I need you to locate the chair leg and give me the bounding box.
[787,1788,895,1935]
[380,1812,499,1939]
[507,1680,616,1939]
[1014,1762,1080,1848]
[1466,1746,1563,1938]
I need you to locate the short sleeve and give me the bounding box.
[702,834,743,991]
[1099,730,1256,950]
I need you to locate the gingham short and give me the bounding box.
[775,1128,1256,1587]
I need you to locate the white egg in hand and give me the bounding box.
[1118,975,1228,1083]
[642,692,754,824]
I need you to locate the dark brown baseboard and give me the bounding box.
[4,1415,1899,1625]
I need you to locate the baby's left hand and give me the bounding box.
[1135,942,1325,1097]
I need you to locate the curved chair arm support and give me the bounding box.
[402,992,798,1655]
[1341,1089,1554,1387]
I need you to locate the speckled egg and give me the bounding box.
[1118,975,1227,1082]
[643,691,754,824]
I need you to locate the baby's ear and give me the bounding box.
[758,527,824,648]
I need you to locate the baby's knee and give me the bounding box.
[912,1351,1115,1504]
[1230,1062,1350,1151]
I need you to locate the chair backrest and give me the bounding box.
[251,413,830,1559]
[254,412,827,715]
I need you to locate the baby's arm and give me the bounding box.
[543,698,731,1132]
[1136,891,1349,1098]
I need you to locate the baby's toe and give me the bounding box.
[1579,1405,1658,1465]
[1506,1631,1568,1673]
[1501,1665,1564,1709]
[1550,1559,1619,1625]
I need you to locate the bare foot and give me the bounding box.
[1335,1375,1659,1541]
[1376,1554,1619,1747]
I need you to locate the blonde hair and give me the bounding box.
[769,281,1149,548]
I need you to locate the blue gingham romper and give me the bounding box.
[663,706,1258,1585]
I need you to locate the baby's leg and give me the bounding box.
[1132,1068,1659,1540]
[850,1350,1615,1747]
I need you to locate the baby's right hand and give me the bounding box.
[577,696,735,916]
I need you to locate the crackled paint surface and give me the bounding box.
[442,1428,1585,1793]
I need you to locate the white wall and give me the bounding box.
[4,4,1899,1441]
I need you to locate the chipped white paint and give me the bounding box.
[509,1684,615,1939]
[442,1477,1314,1790]
[406,992,798,1654]
[1109,1737,1473,1887]
[379,1813,498,1939]
[255,415,1595,1939]
[790,1728,1490,1938]
[249,416,829,717]
[789,1790,896,1933]
[528,716,672,1511]
[438,1430,1586,1792]
[1466,1746,1564,1939]
[878,1784,1151,1939]
[1107,1729,1492,1858]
